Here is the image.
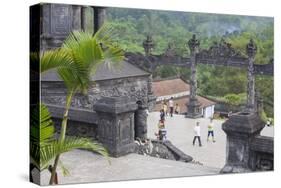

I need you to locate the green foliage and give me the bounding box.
[30,104,109,172]
[30,104,55,169]
[224,93,243,106]
[259,108,268,123]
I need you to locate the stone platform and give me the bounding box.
[40,150,219,185]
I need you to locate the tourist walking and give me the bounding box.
[169,97,174,117]
[163,100,168,116]
[160,109,165,121]
[193,122,202,146]
[175,103,180,114]
[207,118,216,142]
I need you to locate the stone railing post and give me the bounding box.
[94,96,138,157]
[221,112,264,173]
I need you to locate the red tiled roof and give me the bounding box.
[152,78,190,97]
[153,96,216,113]
[152,78,215,113]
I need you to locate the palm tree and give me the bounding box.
[30,104,109,184]
[39,24,124,185]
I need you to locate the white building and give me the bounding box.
[152,78,216,119]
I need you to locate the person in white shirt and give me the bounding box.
[169,97,174,117]
[193,122,202,146]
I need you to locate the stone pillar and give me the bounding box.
[186,34,201,118]
[94,96,138,157]
[135,103,148,140]
[80,6,87,31]
[143,35,155,56]
[246,39,257,113]
[147,74,157,111]
[93,7,106,34]
[72,5,81,31]
[220,112,264,173]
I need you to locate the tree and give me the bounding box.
[39,24,124,184]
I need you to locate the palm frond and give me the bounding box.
[39,49,75,73]
[61,31,104,93]
[30,104,55,169]
[30,104,55,143]
[94,23,118,46]
[39,137,110,170]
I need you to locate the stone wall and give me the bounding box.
[42,75,149,111]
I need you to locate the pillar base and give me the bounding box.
[185,113,202,119]
[220,165,252,174]
[185,97,202,119]
[221,111,265,172]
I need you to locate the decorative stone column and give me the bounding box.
[94,96,138,157]
[186,34,201,118]
[220,112,264,173]
[143,35,155,56]
[93,7,106,34]
[135,102,148,141]
[245,39,257,113]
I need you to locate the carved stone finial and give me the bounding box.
[164,42,176,57]
[188,34,200,53]
[143,35,155,56]
[246,39,257,57]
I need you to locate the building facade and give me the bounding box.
[152,78,216,118]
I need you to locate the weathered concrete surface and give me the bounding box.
[147,112,273,169]
[40,150,219,185]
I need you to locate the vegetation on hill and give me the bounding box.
[83,7,274,117]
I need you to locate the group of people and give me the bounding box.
[160,97,180,119]
[155,97,177,140]
[155,97,216,146]
[192,118,216,147]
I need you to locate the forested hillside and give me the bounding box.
[85,7,274,118]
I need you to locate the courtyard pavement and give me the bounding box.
[40,150,219,185]
[147,112,274,169]
[39,112,273,185]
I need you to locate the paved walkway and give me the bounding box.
[39,112,273,185]
[40,150,219,185]
[147,112,274,169]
